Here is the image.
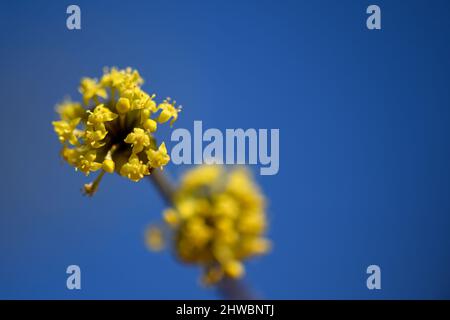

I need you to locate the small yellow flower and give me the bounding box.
[86,104,118,125]
[146,226,165,251]
[100,67,143,92]
[124,128,151,154]
[181,164,222,191]
[223,260,244,278]
[119,154,150,182]
[56,100,86,121]
[147,165,271,285]
[163,209,179,226]
[79,78,107,105]
[84,125,108,148]
[146,142,170,169]
[76,149,103,175]
[52,68,182,195]
[202,266,224,285]
[52,118,81,145]
[156,99,181,126]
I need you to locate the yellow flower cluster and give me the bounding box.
[52,68,181,195]
[147,165,271,285]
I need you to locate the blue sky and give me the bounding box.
[0,0,450,299]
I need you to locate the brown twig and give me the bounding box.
[148,168,176,204]
[216,277,258,300]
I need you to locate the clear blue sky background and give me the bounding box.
[1,0,450,299]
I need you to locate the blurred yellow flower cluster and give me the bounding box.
[52,68,180,195]
[147,165,271,285]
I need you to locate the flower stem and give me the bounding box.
[148,168,175,204]
[147,168,257,300]
[217,277,258,300]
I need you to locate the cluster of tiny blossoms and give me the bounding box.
[147,165,271,285]
[52,68,181,195]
